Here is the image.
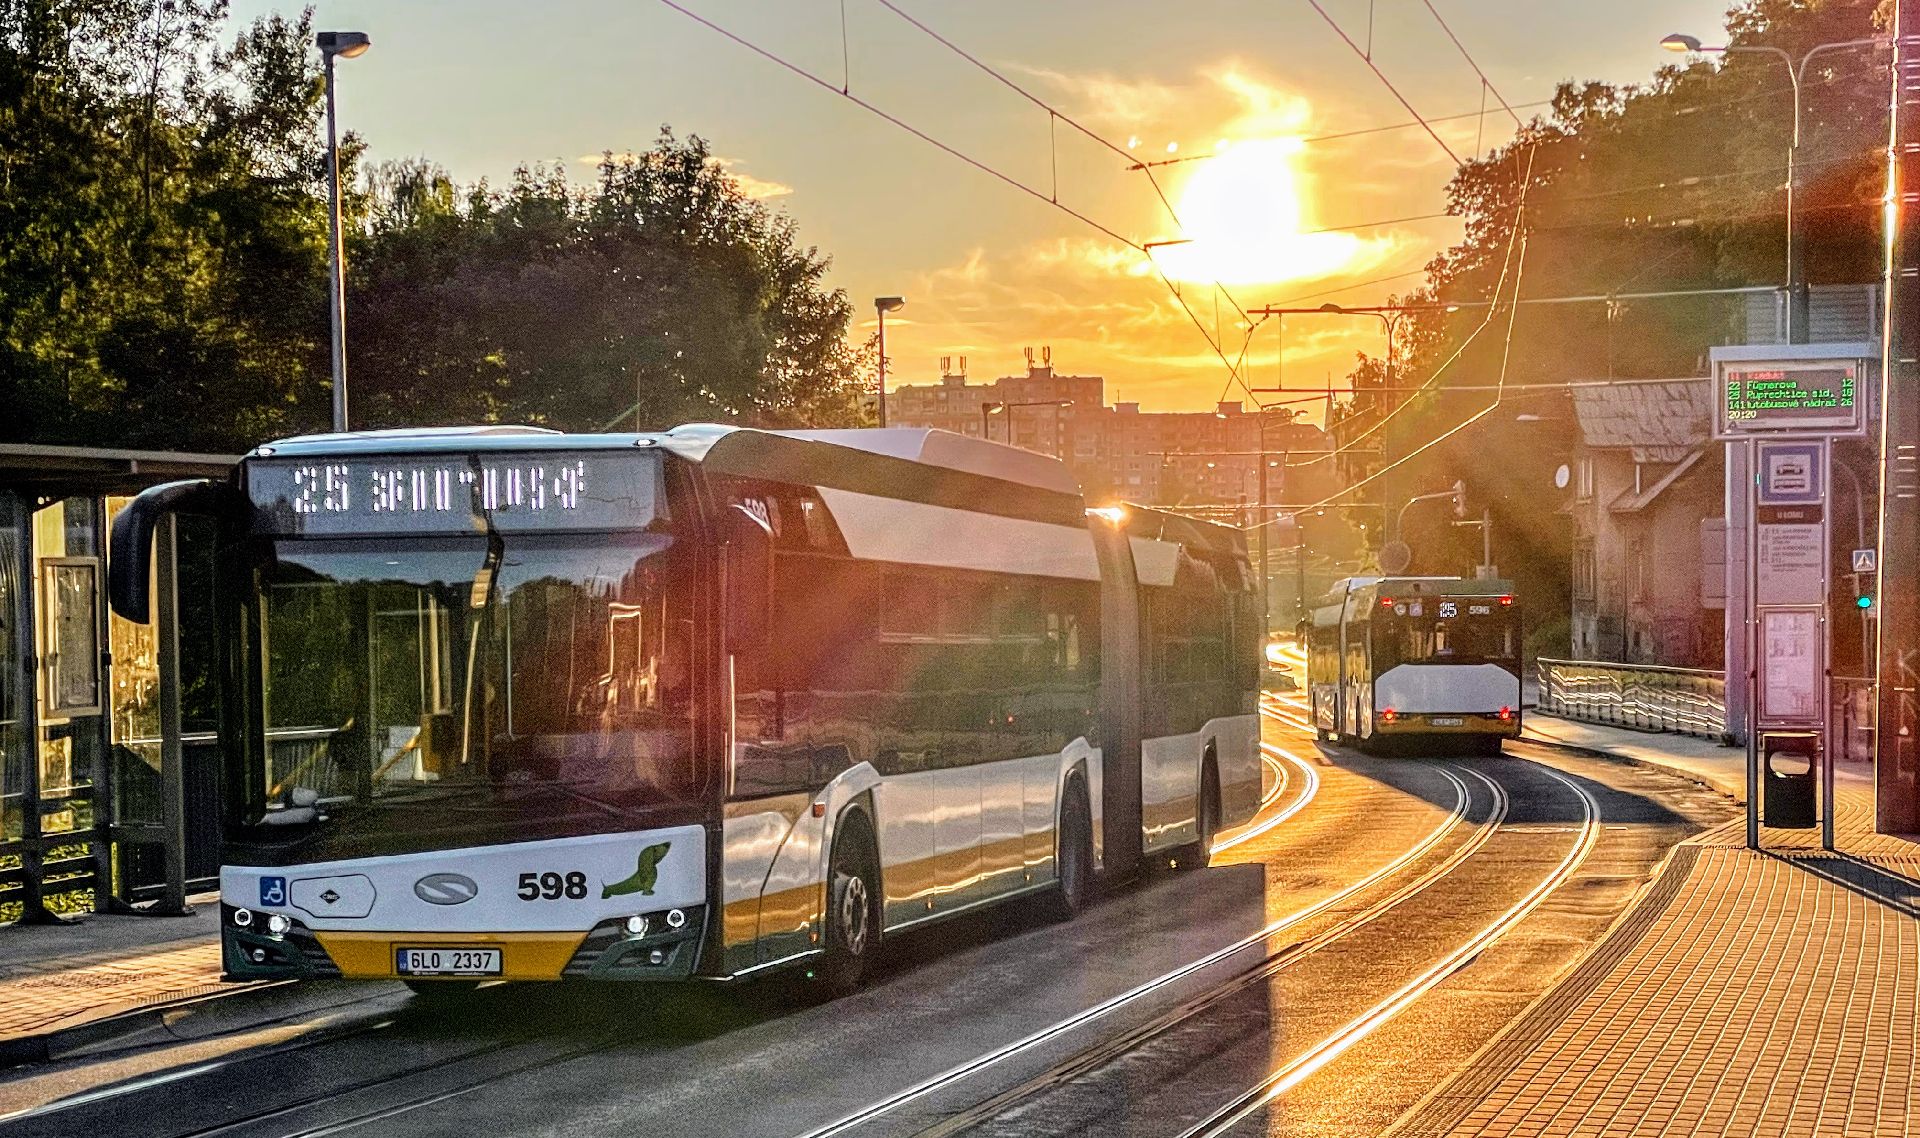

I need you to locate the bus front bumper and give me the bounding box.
[221,904,708,983]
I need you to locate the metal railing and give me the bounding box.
[1536,658,1729,739]
[1537,658,1878,760]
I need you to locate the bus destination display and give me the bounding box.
[1718,362,1861,435]
[248,453,657,534]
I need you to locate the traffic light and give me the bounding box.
[1451,479,1467,518]
[1858,592,1874,611]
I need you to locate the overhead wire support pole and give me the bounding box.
[1876,0,1920,833]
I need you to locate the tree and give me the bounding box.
[0,3,333,449]
[1,5,868,451]
[1325,0,1886,615]
[347,131,868,433]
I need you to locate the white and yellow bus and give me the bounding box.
[109,425,1261,995]
[1307,576,1522,755]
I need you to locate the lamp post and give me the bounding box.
[874,296,905,426]
[1661,32,1884,342]
[983,399,1073,445]
[316,31,370,434]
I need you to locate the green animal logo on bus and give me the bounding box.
[601,842,671,899]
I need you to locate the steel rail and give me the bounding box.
[792,754,1471,1138]
[907,764,1508,1138]
[1177,758,1603,1138]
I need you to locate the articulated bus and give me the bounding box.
[1306,576,1522,755]
[108,425,1260,994]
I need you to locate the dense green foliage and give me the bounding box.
[1329,0,1887,606]
[0,3,865,451]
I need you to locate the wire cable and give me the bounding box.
[654,0,1275,410]
[1306,0,1460,164]
[1418,0,1521,126]
[867,0,1270,407]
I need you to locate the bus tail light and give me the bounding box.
[1382,708,1398,723]
[1499,595,1514,606]
[1380,597,1395,608]
[1498,706,1514,721]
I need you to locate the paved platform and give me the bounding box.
[0,897,239,1051]
[1404,716,1920,1137]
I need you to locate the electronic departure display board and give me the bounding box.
[1714,359,1865,437]
[246,452,660,535]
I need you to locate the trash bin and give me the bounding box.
[1762,731,1818,829]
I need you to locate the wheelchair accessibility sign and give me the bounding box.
[260,876,287,906]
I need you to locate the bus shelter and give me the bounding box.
[0,444,235,926]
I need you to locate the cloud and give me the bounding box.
[1001,62,1184,129]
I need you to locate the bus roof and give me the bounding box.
[252,423,1087,513]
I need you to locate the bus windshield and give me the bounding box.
[248,528,699,857]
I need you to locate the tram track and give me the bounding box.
[901,762,1508,1138]
[792,743,1471,1138]
[1176,754,1604,1138]
[849,738,1605,1138]
[3,708,1339,1138]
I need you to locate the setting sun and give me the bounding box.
[1151,137,1380,286]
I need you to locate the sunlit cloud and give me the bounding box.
[1001,62,1182,128]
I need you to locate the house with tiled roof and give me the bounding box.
[1566,379,1725,666]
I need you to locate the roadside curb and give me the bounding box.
[0,980,286,1070]
[1517,729,1745,805]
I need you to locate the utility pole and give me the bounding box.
[1258,458,1271,627]
[1877,0,1920,832]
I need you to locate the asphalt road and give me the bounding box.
[0,696,1734,1138]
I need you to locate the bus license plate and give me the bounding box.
[395,947,502,976]
[1431,717,1464,727]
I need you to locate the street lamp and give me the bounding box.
[874,296,905,427]
[1661,31,1884,342]
[317,30,370,434]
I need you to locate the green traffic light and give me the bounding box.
[1858,595,1874,610]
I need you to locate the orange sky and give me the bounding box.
[242,0,1735,422]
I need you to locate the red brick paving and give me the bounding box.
[1442,800,1920,1138]
[0,939,229,1041]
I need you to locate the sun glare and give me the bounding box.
[1151,138,1371,286]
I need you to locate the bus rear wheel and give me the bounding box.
[814,814,881,998]
[1042,777,1093,921]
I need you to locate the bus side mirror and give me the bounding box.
[723,503,774,654]
[108,479,227,624]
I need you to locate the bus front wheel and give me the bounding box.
[816,814,881,998]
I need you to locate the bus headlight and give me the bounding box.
[665,908,686,930]
[232,908,254,928]
[625,915,649,937]
[266,914,291,938]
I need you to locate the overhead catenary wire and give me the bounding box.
[866,0,1271,408]
[1418,0,1522,126]
[1305,0,1460,165]
[651,0,1273,410]
[1279,144,1538,475]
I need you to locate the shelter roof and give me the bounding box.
[0,444,237,494]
